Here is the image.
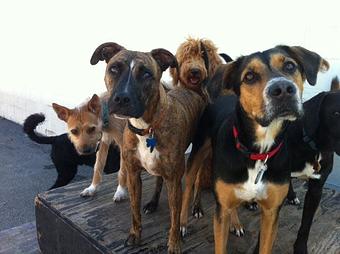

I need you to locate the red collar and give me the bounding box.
[232,126,283,161]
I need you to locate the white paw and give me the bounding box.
[180,226,187,237]
[80,185,96,197]
[113,185,128,202]
[230,226,245,237]
[193,210,204,219]
[288,197,301,205]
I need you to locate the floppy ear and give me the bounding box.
[90,42,125,65]
[52,103,71,122]
[223,59,242,95]
[170,66,179,85]
[331,76,340,91]
[277,45,329,86]
[150,48,178,72]
[87,94,101,116]
[303,92,327,137]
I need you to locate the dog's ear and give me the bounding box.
[170,67,179,85]
[223,59,242,95]
[331,76,340,91]
[303,92,327,137]
[277,45,329,86]
[52,103,71,122]
[151,48,178,72]
[90,42,125,65]
[87,94,101,116]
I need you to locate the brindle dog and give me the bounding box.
[90,42,205,253]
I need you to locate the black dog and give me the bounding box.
[286,87,340,254]
[23,113,120,189]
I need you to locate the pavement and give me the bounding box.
[0,117,92,231]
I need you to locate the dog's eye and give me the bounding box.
[87,126,96,134]
[70,129,79,136]
[110,65,120,75]
[243,71,257,84]
[142,71,152,80]
[283,61,296,73]
[333,111,340,117]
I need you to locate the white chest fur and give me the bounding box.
[234,161,268,201]
[130,118,160,176]
[291,153,321,179]
[135,135,160,176]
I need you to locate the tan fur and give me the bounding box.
[53,93,127,196]
[170,38,222,95]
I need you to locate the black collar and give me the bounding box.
[127,120,149,136]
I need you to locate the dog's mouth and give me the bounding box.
[189,77,201,85]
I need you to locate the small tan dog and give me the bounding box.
[52,94,128,201]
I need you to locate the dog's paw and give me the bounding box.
[287,197,300,205]
[124,233,141,246]
[113,185,128,202]
[168,242,181,254]
[192,205,204,219]
[80,185,96,197]
[143,200,158,214]
[180,226,188,237]
[230,224,245,237]
[244,201,258,211]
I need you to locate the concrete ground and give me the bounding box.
[0,117,92,231]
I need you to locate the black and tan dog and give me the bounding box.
[90,42,205,253]
[183,46,328,254]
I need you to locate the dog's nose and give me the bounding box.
[81,147,93,155]
[190,68,200,76]
[268,81,296,99]
[112,92,131,106]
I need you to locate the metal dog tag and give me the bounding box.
[146,129,157,153]
[255,163,267,184]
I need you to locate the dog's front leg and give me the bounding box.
[80,141,109,197]
[256,183,289,254]
[125,169,142,246]
[165,175,182,254]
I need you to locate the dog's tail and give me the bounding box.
[219,53,233,63]
[331,76,340,91]
[23,113,57,144]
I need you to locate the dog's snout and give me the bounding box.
[268,81,296,99]
[190,68,200,76]
[113,92,131,106]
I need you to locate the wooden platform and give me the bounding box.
[35,173,340,254]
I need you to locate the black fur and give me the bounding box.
[286,91,340,254]
[23,113,120,189]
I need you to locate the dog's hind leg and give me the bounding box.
[192,165,204,219]
[49,164,78,189]
[80,141,109,197]
[229,208,244,237]
[294,153,333,254]
[287,179,300,205]
[143,176,163,214]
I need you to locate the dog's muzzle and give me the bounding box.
[261,77,303,126]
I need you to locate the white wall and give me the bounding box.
[1,0,340,135]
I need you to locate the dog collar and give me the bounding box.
[302,127,318,151]
[232,126,283,161]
